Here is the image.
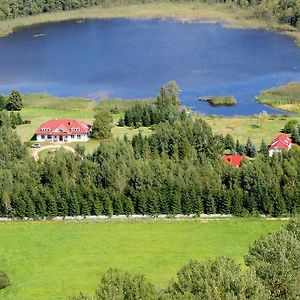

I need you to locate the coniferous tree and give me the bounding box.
[6,90,23,111]
[0,95,6,110]
[224,133,235,150]
[259,139,269,157]
[92,109,113,139]
[246,137,257,157]
[291,127,300,144]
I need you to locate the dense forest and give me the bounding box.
[0,0,299,27]
[1,83,300,219]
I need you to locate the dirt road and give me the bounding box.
[31,144,75,160]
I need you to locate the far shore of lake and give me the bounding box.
[0,2,298,45]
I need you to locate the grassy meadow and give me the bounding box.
[257,82,300,113]
[0,218,287,300]
[204,114,299,146]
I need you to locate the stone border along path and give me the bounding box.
[0,214,233,221]
[31,144,76,160]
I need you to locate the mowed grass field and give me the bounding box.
[0,219,287,300]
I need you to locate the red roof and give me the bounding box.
[35,119,91,136]
[223,155,244,168]
[269,134,292,151]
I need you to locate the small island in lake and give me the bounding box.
[198,95,237,106]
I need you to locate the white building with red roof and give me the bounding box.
[35,119,92,143]
[269,134,292,157]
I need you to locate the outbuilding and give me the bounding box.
[268,134,292,157]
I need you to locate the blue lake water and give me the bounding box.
[1,18,300,115]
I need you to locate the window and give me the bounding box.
[77,135,81,139]
[47,135,51,139]
[41,135,45,139]
[71,135,75,139]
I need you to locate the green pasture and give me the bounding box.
[204,115,299,146]
[0,218,287,300]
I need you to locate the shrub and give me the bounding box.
[0,270,10,290]
[245,224,300,299]
[164,257,267,299]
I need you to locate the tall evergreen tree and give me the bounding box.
[6,90,23,111]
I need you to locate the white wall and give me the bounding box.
[36,134,89,143]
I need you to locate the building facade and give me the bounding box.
[269,134,292,157]
[35,119,92,143]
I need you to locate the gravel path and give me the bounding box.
[31,144,75,160]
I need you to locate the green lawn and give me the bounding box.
[0,218,287,300]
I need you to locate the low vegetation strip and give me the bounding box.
[0,219,287,299]
[199,95,237,106]
[0,2,296,40]
[256,82,300,112]
[22,94,95,110]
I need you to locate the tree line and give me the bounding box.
[119,81,183,128]
[0,0,299,28]
[1,81,300,219]
[70,219,300,299]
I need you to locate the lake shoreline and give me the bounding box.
[0,3,298,45]
[256,82,300,113]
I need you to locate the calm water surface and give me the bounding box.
[1,19,300,115]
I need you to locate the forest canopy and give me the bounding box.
[1,81,300,219]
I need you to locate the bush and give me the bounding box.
[245,223,300,299]
[283,120,298,134]
[164,257,267,299]
[0,270,10,290]
[71,268,158,300]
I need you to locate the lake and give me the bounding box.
[1,18,300,115]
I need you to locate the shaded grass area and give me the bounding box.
[204,114,299,146]
[257,82,300,112]
[0,219,287,300]
[0,2,295,38]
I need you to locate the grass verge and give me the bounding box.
[0,218,287,300]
